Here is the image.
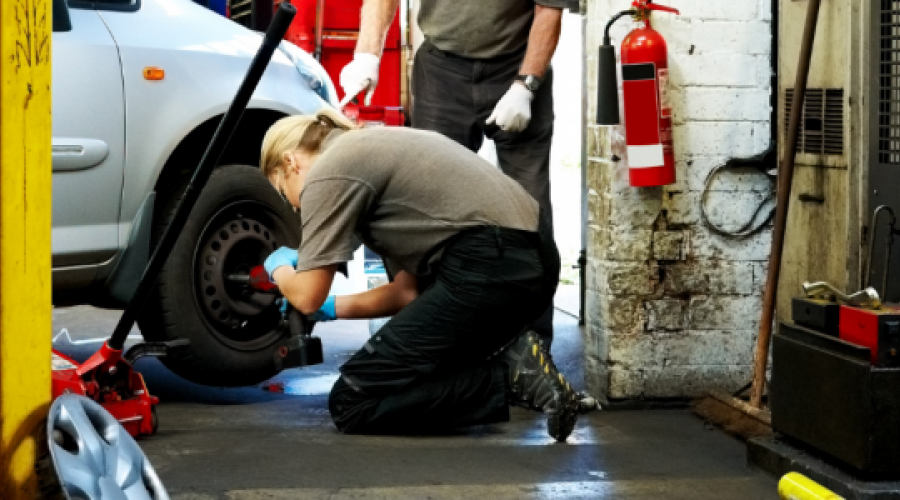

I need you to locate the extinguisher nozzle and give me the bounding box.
[596,44,621,126]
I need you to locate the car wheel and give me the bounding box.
[138,165,300,386]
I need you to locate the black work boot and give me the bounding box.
[499,330,578,442]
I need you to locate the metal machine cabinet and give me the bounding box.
[869,0,900,303]
[792,296,841,337]
[771,322,900,479]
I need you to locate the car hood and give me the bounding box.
[104,0,293,69]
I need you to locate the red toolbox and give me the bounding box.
[276,0,405,121]
[838,304,900,366]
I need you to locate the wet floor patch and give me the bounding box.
[261,372,340,396]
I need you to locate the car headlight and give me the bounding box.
[278,41,339,108]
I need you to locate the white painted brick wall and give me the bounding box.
[608,332,757,368]
[663,261,756,295]
[689,296,763,330]
[609,365,754,399]
[584,0,773,400]
[672,88,771,122]
[691,22,772,55]
[670,1,759,22]
[670,54,770,88]
[691,227,772,261]
[673,122,769,157]
[684,156,773,192]
[656,19,771,56]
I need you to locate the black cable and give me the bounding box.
[699,151,777,239]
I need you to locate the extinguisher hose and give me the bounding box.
[604,10,637,46]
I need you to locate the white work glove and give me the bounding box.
[339,53,380,106]
[486,83,534,133]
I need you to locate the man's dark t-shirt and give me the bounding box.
[418,0,569,59]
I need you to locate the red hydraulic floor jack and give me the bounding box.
[50,2,323,438]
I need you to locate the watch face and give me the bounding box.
[516,75,541,91]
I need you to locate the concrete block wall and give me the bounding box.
[583,0,773,399]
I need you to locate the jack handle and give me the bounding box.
[803,281,882,310]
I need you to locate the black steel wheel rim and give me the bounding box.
[193,200,288,351]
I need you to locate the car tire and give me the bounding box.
[138,165,300,386]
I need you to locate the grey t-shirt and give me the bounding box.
[418,0,569,59]
[295,127,539,277]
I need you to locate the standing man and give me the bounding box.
[340,0,565,349]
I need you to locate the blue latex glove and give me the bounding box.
[309,295,337,322]
[277,296,337,321]
[264,246,298,281]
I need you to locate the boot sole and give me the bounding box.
[547,401,578,442]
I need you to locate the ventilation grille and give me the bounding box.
[784,88,844,156]
[879,0,900,165]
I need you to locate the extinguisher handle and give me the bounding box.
[647,4,679,14]
[632,0,679,15]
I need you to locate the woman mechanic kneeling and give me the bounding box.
[260,109,578,441]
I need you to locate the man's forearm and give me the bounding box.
[356,0,400,56]
[519,5,563,78]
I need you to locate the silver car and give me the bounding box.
[52,0,336,386]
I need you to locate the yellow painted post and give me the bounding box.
[779,472,844,500]
[0,0,53,498]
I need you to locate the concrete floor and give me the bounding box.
[52,305,777,499]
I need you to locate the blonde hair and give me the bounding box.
[260,108,356,179]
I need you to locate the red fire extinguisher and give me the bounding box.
[596,1,679,188]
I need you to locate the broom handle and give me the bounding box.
[749,0,822,408]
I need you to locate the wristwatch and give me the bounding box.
[514,74,542,92]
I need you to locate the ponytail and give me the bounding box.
[260,108,356,178]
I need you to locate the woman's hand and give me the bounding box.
[264,247,298,280]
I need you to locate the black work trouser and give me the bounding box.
[411,40,556,347]
[329,215,560,435]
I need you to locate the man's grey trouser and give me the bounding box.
[411,40,556,347]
